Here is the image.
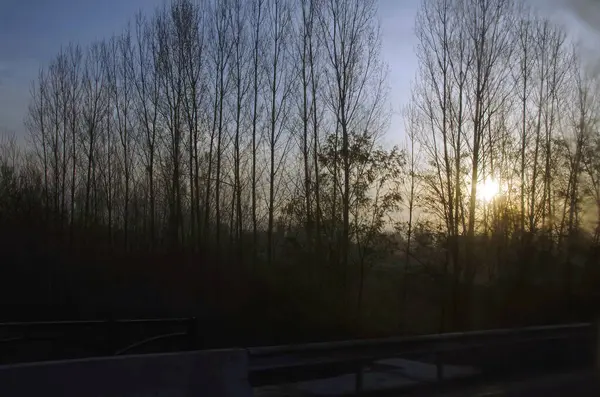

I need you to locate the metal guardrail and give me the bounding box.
[114,331,189,356]
[248,322,595,393]
[0,319,595,395]
[0,317,196,359]
[0,317,192,328]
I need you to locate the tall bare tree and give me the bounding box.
[319,0,388,279]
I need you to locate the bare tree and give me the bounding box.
[26,69,50,218]
[133,12,161,247]
[264,0,294,266]
[230,0,251,255]
[399,103,423,330]
[319,0,388,281]
[81,42,107,226]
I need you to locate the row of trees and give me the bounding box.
[22,0,399,263]
[406,0,600,330]
[3,0,600,339]
[1,0,402,333]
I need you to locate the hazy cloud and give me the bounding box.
[523,0,600,75]
[554,0,600,32]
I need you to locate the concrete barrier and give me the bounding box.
[0,349,252,397]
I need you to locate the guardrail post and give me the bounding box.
[105,318,115,356]
[596,318,600,372]
[355,365,363,393]
[187,317,197,350]
[435,351,444,382]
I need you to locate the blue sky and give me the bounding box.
[0,0,419,145]
[0,0,164,141]
[0,0,594,146]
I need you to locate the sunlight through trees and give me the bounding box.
[1,0,600,339]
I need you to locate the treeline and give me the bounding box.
[1,0,401,341]
[1,0,600,343]
[405,0,600,331]
[23,0,392,259]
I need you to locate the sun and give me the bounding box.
[478,178,499,202]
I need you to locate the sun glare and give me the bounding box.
[478,178,499,202]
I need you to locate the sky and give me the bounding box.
[0,0,164,142]
[0,0,598,146]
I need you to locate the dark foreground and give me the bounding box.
[254,360,599,396]
[406,370,600,396]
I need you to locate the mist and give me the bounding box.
[555,0,600,32]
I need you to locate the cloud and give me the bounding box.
[556,0,600,32]
[525,0,600,75]
[554,0,600,75]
